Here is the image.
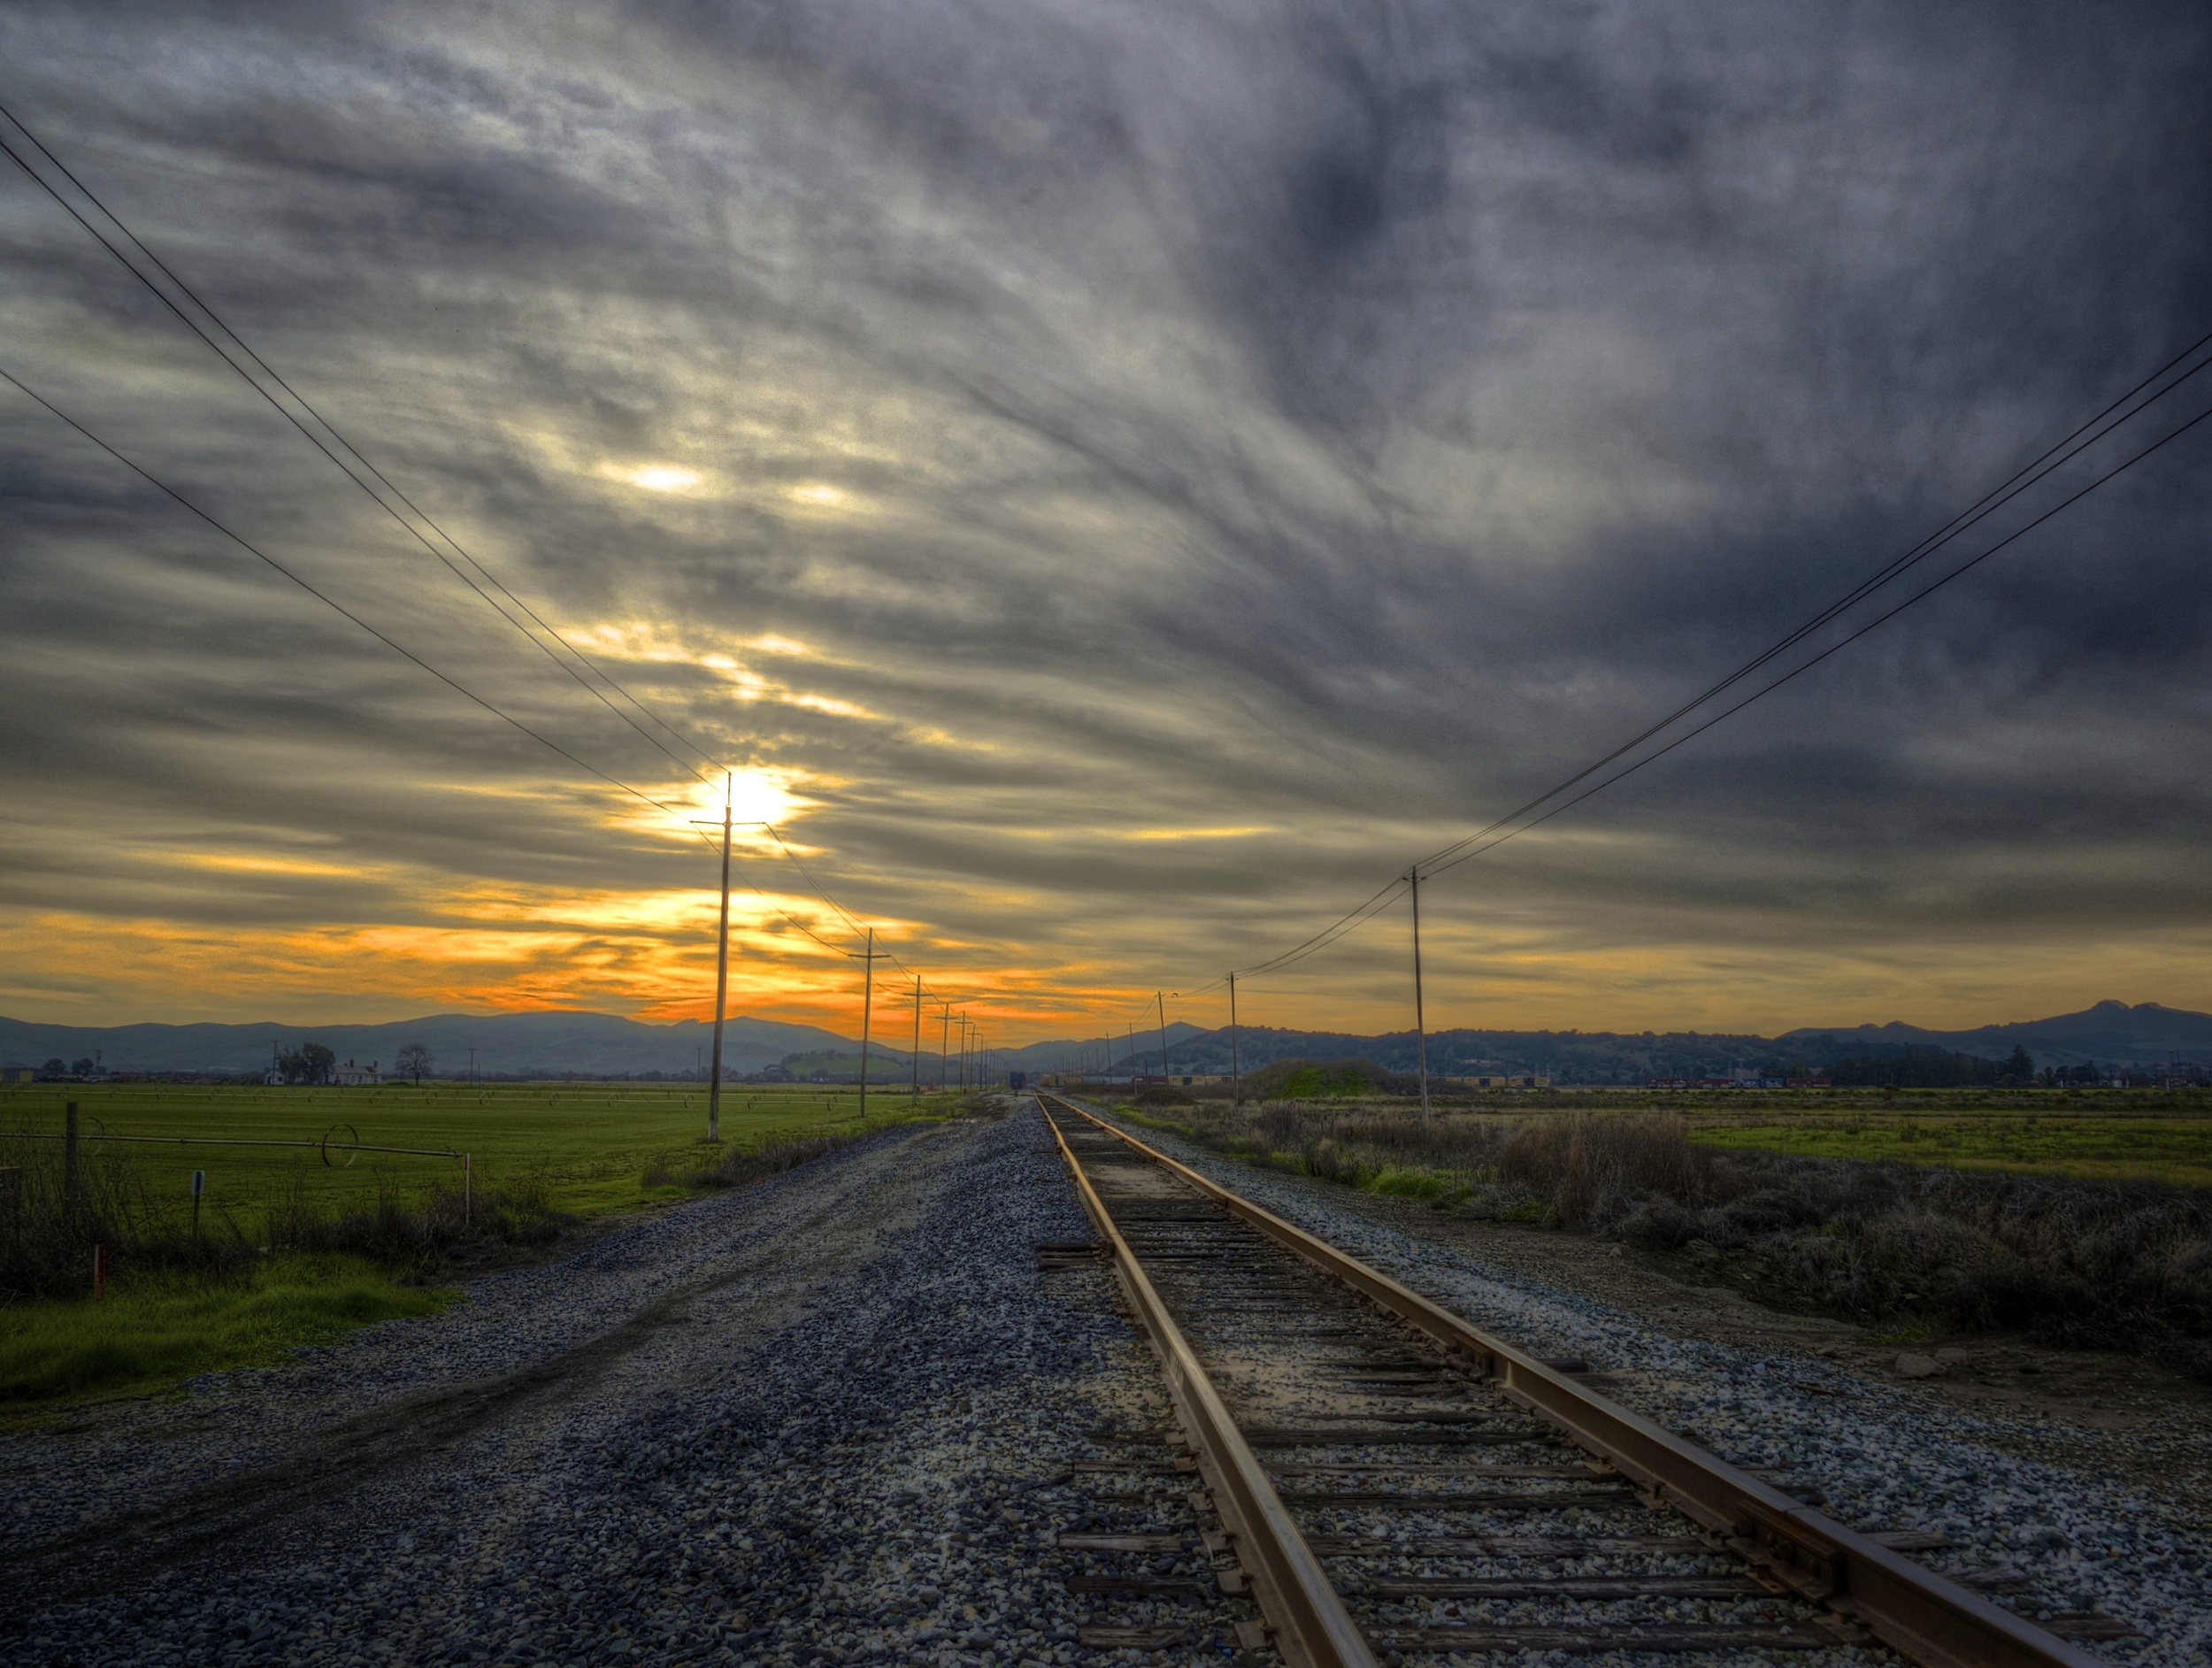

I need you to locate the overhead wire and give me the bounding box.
[1423,389,2212,879]
[0,98,940,977]
[1415,332,2212,879]
[1,361,878,973]
[0,365,705,826]
[1225,332,2212,985]
[0,100,726,788]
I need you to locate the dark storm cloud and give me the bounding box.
[1,0,2208,1029]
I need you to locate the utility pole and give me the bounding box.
[1156,992,1173,1088]
[1409,866,1430,1117]
[709,775,733,1142]
[1228,972,1241,1111]
[854,926,877,1120]
[910,974,924,1099]
[939,999,952,1093]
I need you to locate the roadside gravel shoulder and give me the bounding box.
[1081,1100,2212,1666]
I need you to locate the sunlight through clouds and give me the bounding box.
[622,465,702,492]
[1,3,2207,1038]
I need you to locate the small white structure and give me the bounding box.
[334,1058,382,1086]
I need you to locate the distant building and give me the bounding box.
[0,1064,32,1085]
[1463,1073,1548,1089]
[334,1058,382,1086]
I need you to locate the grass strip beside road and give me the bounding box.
[0,1253,459,1425]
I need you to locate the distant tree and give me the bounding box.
[395,1042,433,1086]
[2003,1045,2036,1085]
[70,1057,95,1077]
[1826,1047,2004,1088]
[279,1042,337,1085]
[40,1057,65,1077]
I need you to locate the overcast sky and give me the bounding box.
[2,0,2208,1042]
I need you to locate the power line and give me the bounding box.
[0,365,701,824]
[1424,390,2212,879]
[1225,334,2212,984]
[8,357,881,969]
[0,102,1083,1001]
[0,104,935,976]
[1417,331,2212,879]
[0,99,728,788]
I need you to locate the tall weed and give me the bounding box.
[1128,1095,2212,1375]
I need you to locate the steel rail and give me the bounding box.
[1042,1094,2109,1668]
[1042,1105,1378,1668]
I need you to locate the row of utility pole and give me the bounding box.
[695,779,996,1142]
[1098,866,1432,1114]
[694,782,1436,1141]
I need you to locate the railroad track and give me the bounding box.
[1038,1093,2129,1668]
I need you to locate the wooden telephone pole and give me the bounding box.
[1409,866,1430,1117]
[1228,972,1241,1111]
[854,927,878,1119]
[691,785,767,1144]
[910,973,924,1098]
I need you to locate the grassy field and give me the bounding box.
[0,1253,461,1412]
[1171,1082,2212,1190]
[0,1080,955,1221]
[0,1080,958,1420]
[1680,1095,2212,1188]
[1519,1088,2212,1185]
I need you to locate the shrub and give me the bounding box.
[1092,1093,2212,1376]
[0,1134,565,1301]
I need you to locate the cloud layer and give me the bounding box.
[2,0,2208,1040]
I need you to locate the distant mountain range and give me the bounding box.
[0,1011,849,1080]
[1778,1000,2212,1069]
[3,1000,2203,1081]
[1081,1001,2212,1080]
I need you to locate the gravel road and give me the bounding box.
[0,1104,1241,1667]
[1072,1102,2209,1667]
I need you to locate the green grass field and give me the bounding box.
[0,1253,461,1412]
[1687,1103,2212,1188]
[0,1080,956,1222]
[0,1080,958,1420]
